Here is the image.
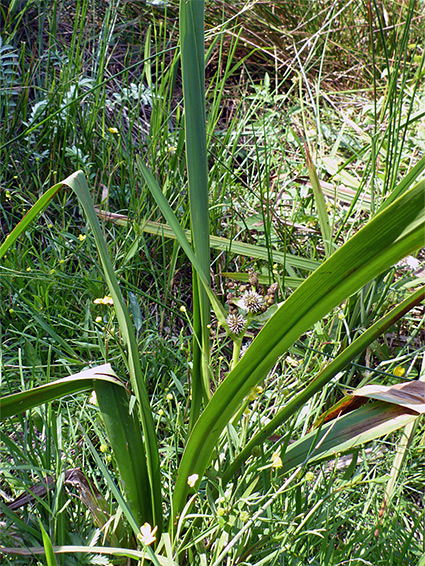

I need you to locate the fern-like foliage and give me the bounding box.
[0,35,20,119]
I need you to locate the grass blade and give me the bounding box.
[39,521,58,566]
[304,140,333,258]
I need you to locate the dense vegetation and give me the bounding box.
[1,1,425,565]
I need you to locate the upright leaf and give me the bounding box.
[172,180,425,518]
[179,0,211,425]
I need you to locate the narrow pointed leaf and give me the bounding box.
[304,141,333,258]
[278,402,418,474]
[96,212,319,277]
[353,381,425,413]
[61,171,163,532]
[173,180,425,517]
[222,285,425,483]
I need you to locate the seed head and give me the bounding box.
[241,290,263,313]
[227,313,245,334]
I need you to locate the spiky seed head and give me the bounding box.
[227,313,245,334]
[241,290,263,313]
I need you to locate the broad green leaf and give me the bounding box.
[95,380,153,527]
[278,402,418,474]
[222,284,425,483]
[0,364,119,419]
[172,180,425,517]
[59,171,163,533]
[0,170,163,532]
[179,0,211,420]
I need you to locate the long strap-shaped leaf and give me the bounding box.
[0,364,119,420]
[172,180,425,519]
[61,172,163,531]
[179,0,211,422]
[0,171,163,532]
[277,402,419,474]
[222,284,425,484]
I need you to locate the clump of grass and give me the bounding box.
[1,1,425,565]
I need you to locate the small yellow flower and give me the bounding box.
[187,473,198,488]
[47,223,53,229]
[248,385,263,402]
[26,267,31,272]
[394,365,405,377]
[5,190,11,200]
[89,391,97,405]
[217,507,225,517]
[9,308,14,314]
[179,305,187,313]
[78,234,86,242]
[271,452,283,469]
[59,259,65,264]
[50,269,56,275]
[157,408,164,417]
[100,444,108,453]
[166,393,173,401]
[137,522,158,546]
[93,295,114,306]
[95,316,102,323]
[108,127,119,134]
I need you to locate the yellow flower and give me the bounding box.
[78,234,86,242]
[248,385,263,401]
[187,473,198,488]
[100,444,108,453]
[93,295,114,306]
[179,305,187,313]
[137,522,158,546]
[108,127,119,134]
[394,365,405,377]
[26,267,31,272]
[50,269,56,275]
[95,316,102,323]
[271,452,282,469]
